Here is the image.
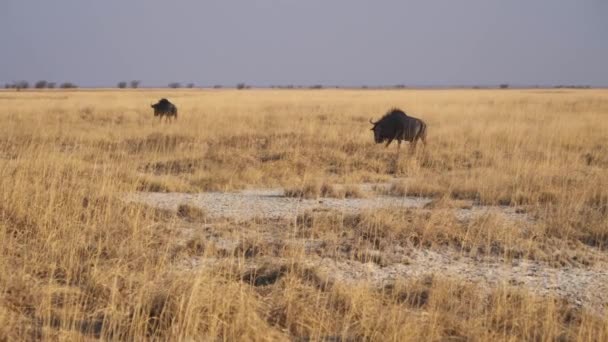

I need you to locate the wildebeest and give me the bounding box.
[151,98,178,122]
[370,108,427,149]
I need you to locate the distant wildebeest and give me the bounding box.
[370,108,427,149]
[151,98,178,122]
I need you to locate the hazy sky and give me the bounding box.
[1,1,607,87]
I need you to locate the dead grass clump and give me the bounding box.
[190,173,241,192]
[320,182,340,197]
[295,210,348,239]
[424,196,473,210]
[241,263,291,287]
[284,181,321,199]
[259,151,290,163]
[124,133,194,154]
[458,213,527,258]
[342,184,366,198]
[285,180,366,199]
[233,238,285,259]
[383,180,444,198]
[176,203,207,221]
[136,176,189,193]
[184,235,206,256]
[140,158,202,175]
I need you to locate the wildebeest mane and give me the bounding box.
[382,108,406,119]
[371,108,407,125]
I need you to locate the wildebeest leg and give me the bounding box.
[385,137,394,147]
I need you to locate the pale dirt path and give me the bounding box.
[310,250,608,315]
[183,247,608,315]
[126,187,607,314]
[127,188,431,219]
[126,187,529,222]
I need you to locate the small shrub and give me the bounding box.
[130,80,140,88]
[60,82,78,89]
[9,81,30,90]
[236,83,247,90]
[168,82,181,89]
[34,80,48,89]
[117,81,127,89]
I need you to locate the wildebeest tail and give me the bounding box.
[417,120,427,143]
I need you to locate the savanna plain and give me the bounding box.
[0,88,607,340]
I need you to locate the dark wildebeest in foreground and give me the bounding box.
[151,98,178,122]
[370,108,427,150]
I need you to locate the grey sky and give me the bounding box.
[1,0,607,87]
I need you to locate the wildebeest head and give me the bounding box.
[369,119,384,143]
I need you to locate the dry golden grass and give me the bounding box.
[0,88,607,340]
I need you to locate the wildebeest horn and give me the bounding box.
[369,118,376,125]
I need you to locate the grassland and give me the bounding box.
[0,88,607,340]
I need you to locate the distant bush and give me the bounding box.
[130,80,140,88]
[7,81,30,90]
[309,84,323,89]
[60,82,78,89]
[236,83,247,90]
[35,80,48,89]
[47,82,56,89]
[117,81,127,89]
[213,84,222,89]
[554,85,591,89]
[499,84,509,89]
[187,83,195,88]
[168,82,181,88]
[394,84,407,89]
